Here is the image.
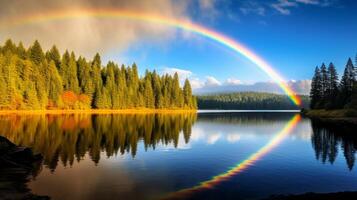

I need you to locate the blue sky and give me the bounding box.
[1,0,356,93]
[104,0,357,89]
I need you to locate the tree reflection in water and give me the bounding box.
[0,113,196,171]
[311,121,357,170]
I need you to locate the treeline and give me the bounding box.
[311,121,357,170]
[310,57,357,110]
[0,39,197,110]
[0,113,196,169]
[197,92,309,110]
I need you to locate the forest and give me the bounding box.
[0,113,196,167]
[197,92,309,110]
[0,39,197,110]
[310,56,357,110]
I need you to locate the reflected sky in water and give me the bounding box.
[0,112,356,200]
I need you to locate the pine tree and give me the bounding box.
[46,61,63,106]
[77,57,94,97]
[326,62,339,109]
[116,64,127,109]
[46,45,61,68]
[183,79,193,108]
[144,77,155,108]
[339,58,355,107]
[104,62,116,108]
[29,40,45,65]
[60,51,79,93]
[0,39,197,110]
[320,63,328,106]
[68,52,80,93]
[24,84,40,109]
[91,53,103,107]
[2,39,16,54]
[152,71,163,108]
[16,42,27,59]
[172,72,183,108]
[310,66,322,109]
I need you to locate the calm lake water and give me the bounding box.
[0,112,356,200]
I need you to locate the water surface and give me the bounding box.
[0,112,356,200]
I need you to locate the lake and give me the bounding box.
[0,112,356,200]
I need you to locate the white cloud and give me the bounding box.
[0,0,191,57]
[295,0,319,4]
[192,76,311,95]
[161,67,193,81]
[205,76,222,87]
[271,0,335,15]
[271,0,298,15]
[197,0,219,20]
[225,78,243,85]
[190,77,205,89]
[240,2,266,16]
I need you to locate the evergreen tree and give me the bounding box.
[320,63,328,106]
[91,53,103,107]
[60,51,79,93]
[29,40,45,65]
[46,45,61,68]
[339,58,355,107]
[172,72,183,108]
[46,61,63,106]
[24,84,40,109]
[77,57,94,97]
[152,71,163,108]
[0,39,197,110]
[144,76,155,108]
[326,62,339,108]
[116,64,127,109]
[16,42,27,59]
[310,66,322,109]
[183,79,193,108]
[2,39,16,54]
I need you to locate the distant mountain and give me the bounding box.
[193,80,311,95]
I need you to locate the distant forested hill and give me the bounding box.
[197,92,309,110]
[0,39,196,110]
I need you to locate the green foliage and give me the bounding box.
[0,39,197,110]
[197,92,309,110]
[310,66,322,109]
[29,40,45,65]
[310,57,356,110]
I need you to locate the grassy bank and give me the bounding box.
[303,109,357,125]
[0,109,197,115]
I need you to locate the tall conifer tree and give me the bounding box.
[310,66,322,109]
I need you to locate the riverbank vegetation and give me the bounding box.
[307,56,357,118]
[0,39,197,110]
[197,92,309,110]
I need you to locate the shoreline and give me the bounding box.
[303,109,357,126]
[0,109,197,115]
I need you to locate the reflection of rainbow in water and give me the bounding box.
[167,114,301,199]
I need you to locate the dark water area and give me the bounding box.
[0,112,356,200]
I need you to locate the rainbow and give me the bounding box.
[0,8,301,106]
[166,114,301,199]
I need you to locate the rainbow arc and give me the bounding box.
[0,8,301,105]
